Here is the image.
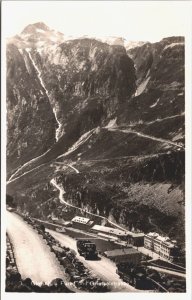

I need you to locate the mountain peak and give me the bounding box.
[21,22,50,35]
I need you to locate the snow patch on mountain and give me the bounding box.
[53,107,63,141]
[150,98,160,108]
[26,49,61,141]
[135,76,150,96]
[105,118,117,129]
[164,42,184,51]
[36,28,46,33]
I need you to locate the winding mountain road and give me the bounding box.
[8,113,184,185]
[147,113,184,125]
[6,212,68,285]
[7,128,96,183]
[108,128,184,149]
[47,229,138,292]
[50,178,128,232]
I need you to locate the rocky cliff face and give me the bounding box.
[6,23,185,247]
[125,37,184,123]
[30,38,136,140]
[7,23,136,175]
[6,43,57,175]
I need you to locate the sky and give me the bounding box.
[2,1,191,42]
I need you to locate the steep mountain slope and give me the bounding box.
[7,23,136,179]
[28,37,136,137]
[6,43,57,175]
[6,23,185,247]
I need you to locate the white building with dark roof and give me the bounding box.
[71,216,94,230]
[144,232,179,260]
